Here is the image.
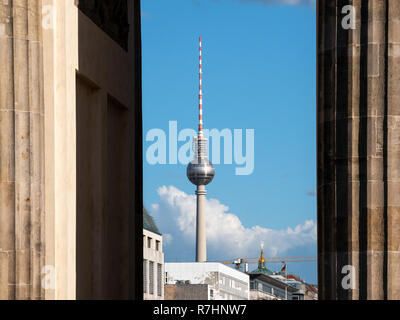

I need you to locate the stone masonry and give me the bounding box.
[318,0,400,300]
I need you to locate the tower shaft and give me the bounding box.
[187,36,215,263]
[196,185,207,262]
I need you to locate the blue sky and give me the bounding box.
[142,0,317,283]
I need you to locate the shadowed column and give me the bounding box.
[318,0,400,300]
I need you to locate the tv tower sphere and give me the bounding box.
[187,142,215,186]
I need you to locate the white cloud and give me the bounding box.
[151,186,317,261]
[163,233,173,245]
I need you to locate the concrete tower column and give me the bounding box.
[0,0,45,299]
[196,185,207,262]
[318,0,400,299]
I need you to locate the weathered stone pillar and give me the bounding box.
[0,0,44,299]
[318,0,400,299]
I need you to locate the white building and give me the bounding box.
[165,262,249,300]
[143,210,164,300]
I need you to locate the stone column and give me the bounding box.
[318,0,400,299]
[0,0,44,299]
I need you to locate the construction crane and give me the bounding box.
[217,257,316,272]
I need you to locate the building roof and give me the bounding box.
[285,274,318,294]
[165,262,250,284]
[249,249,274,275]
[249,273,298,292]
[250,267,274,276]
[143,207,161,234]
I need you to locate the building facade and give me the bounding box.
[249,273,297,300]
[269,274,318,300]
[165,284,210,300]
[165,263,249,300]
[143,210,164,300]
[282,275,318,300]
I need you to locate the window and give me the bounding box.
[149,261,154,295]
[262,284,272,294]
[143,260,147,293]
[157,264,162,296]
[275,289,285,299]
[156,240,161,251]
[147,237,152,249]
[210,289,214,298]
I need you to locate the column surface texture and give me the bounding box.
[0,0,45,300]
[318,0,400,300]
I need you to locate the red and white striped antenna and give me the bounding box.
[199,36,203,138]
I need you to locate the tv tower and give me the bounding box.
[187,37,215,263]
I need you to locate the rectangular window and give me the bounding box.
[143,260,147,293]
[262,284,272,293]
[276,289,285,298]
[157,264,162,296]
[148,237,152,249]
[156,240,160,251]
[149,261,154,295]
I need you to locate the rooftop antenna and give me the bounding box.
[199,36,203,138]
